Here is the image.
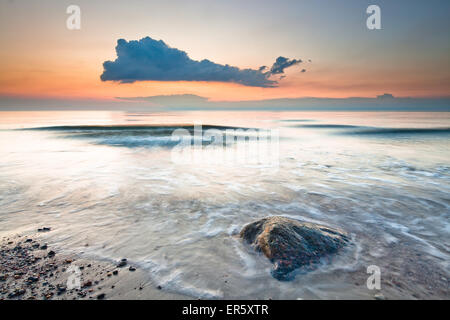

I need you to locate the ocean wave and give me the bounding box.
[294,123,450,136]
[21,124,266,148]
[347,127,450,135]
[22,124,251,134]
[295,124,363,129]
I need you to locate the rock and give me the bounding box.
[129,266,136,272]
[48,251,55,257]
[56,284,67,295]
[117,260,127,268]
[374,293,386,300]
[240,216,350,280]
[112,270,118,275]
[40,244,48,250]
[97,293,106,300]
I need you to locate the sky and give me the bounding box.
[0,0,449,109]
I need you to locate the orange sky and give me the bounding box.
[0,0,449,105]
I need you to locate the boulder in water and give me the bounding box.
[240,216,350,280]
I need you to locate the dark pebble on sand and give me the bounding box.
[40,244,48,250]
[129,266,136,271]
[117,261,127,268]
[112,270,118,275]
[97,293,105,300]
[157,285,162,290]
[48,251,55,257]
[57,285,67,295]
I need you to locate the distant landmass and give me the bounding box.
[1,93,449,111]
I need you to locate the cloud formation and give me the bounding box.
[100,37,303,87]
[269,56,302,75]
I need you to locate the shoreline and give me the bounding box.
[0,231,188,300]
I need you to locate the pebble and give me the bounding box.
[117,260,127,268]
[374,293,386,300]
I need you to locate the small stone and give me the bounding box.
[83,281,92,288]
[129,266,136,272]
[374,293,386,300]
[112,270,118,275]
[40,244,48,250]
[25,239,33,243]
[48,250,55,257]
[157,285,162,290]
[117,261,127,268]
[97,293,106,300]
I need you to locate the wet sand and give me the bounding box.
[0,230,189,300]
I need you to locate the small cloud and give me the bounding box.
[100,36,304,87]
[269,56,302,75]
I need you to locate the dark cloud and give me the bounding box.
[100,37,303,87]
[269,56,302,75]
